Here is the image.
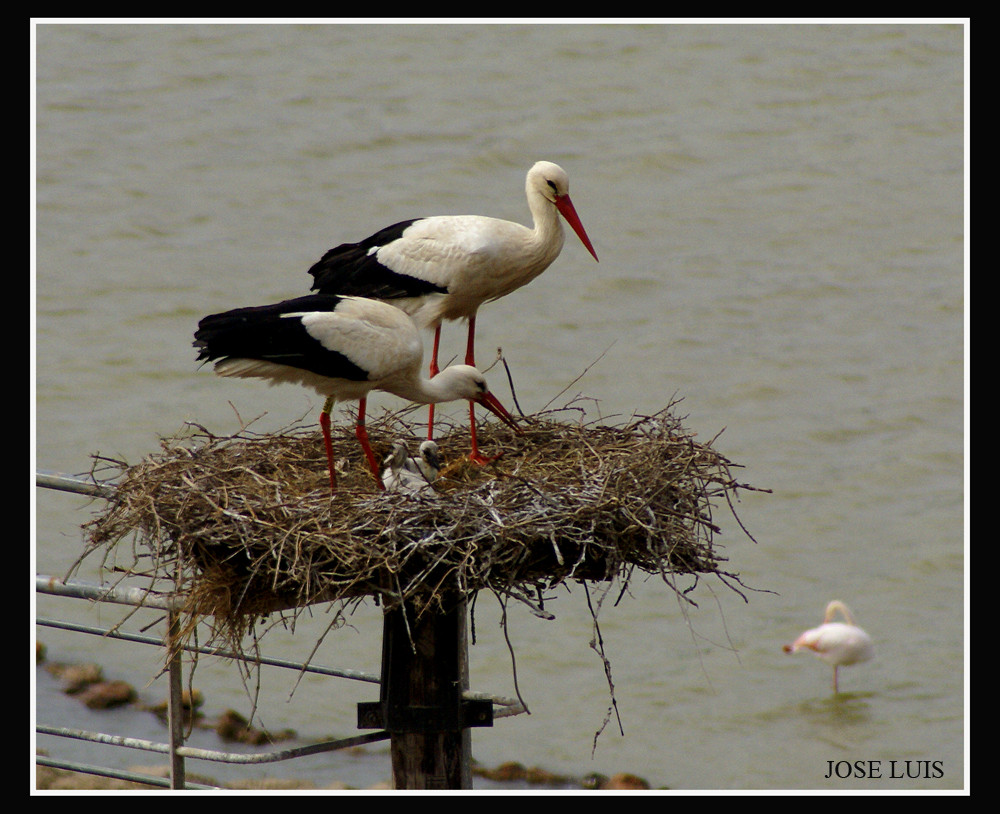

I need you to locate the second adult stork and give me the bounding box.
[194,294,519,492]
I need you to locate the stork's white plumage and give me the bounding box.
[782,600,875,694]
[381,439,442,494]
[194,294,519,492]
[307,161,598,458]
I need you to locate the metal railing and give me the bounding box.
[35,471,524,790]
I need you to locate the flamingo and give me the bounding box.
[194,294,519,492]
[306,160,599,459]
[381,438,442,494]
[782,600,874,693]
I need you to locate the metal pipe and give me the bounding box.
[35,613,381,684]
[36,575,183,611]
[37,724,390,765]
[35,754,219,790]
[35,470,115,498]
[166,610,186,789]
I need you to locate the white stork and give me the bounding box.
[782,600,875,694]
[381,438,442,493]
[306,160,599,460]
[194,294,519,492]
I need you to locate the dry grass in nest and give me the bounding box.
[78,398,764,652]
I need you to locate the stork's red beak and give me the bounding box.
[473,391,523,435]
[555,194,599,262]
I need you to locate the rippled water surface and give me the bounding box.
[34,22,966,791]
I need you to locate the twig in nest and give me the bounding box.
[492,589,531,716]
[541,342,616,412]
[585,581,624,754]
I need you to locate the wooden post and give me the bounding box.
[358,596,492,789]
[386,599,467,789]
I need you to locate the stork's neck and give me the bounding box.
[526,185,566,263]
[384,365,481,406]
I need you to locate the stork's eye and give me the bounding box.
[547,180,558,194]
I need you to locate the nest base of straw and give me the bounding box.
[80,401,761,648]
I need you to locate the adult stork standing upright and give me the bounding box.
[306,160,599,461]
[194,294,519,492]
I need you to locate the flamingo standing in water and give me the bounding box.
[306,161,599,459]
[194,294,519,492]
[783,600,874,693]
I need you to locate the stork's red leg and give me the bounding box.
[467,400,506,465]
[468,401,487,464]
[427,325,442,440]
[465,315,477,367]
[463,315,503,465]
[355,398,385,490]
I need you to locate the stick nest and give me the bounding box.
[80,400,762,648]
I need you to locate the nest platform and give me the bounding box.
[81,402,761,646]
